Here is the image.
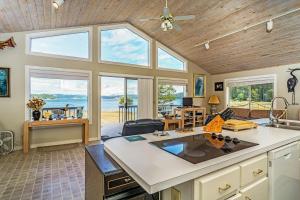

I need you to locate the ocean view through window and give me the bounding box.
[30,77,89,118]
[27,67,92,120]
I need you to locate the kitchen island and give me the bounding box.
[104,126,300,198]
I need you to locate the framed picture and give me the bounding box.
[215,82,224,91]
[193,74,206,98]
[0,67,10,97]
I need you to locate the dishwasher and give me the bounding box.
[268,142,300,200]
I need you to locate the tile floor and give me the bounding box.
[0,144,85,200]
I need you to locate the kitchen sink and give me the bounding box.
[265,119,300,131]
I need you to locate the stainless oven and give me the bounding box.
[85,144,159,200]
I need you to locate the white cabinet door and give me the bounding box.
[240,177,268,200]
[194,166,240,200]
[239,154,267,187]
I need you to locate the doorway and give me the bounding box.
[100,76,138,139]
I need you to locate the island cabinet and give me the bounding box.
[162,153,268,200]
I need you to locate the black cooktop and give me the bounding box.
[150,133,258,164]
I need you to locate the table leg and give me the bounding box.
[83,120,89,145]
[23,123,29,154]
[164,121,169,131]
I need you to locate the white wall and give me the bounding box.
[0,25,210,149]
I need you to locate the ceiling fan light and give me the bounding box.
[161,20,173,31]
[52,0,64,9]
[266,19,273,33]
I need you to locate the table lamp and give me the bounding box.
[208,95,220,115]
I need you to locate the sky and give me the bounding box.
[31,78,88,95]
[30,27,184,96]
[101,28,149,66]
[31,32,89,58]
[101,77,137,96]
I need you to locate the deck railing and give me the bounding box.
[158,104,181,116]
[119,105,138,123]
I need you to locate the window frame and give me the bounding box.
[98,23,153,69]
[224,74,277,109]
[25,27,93,62]
[156,77,188,117]
[25,65,93,123]
[156,42,188,73]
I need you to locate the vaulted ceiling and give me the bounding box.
[0,0,300,74]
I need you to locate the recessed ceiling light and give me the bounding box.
[52,0,64,9]
[204,42,210,50]
[266,19,273,33]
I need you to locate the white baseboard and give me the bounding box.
[14,137,99,150]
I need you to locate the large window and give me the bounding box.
[226,75,276,110]
[157,43,187,72]
[157,78,187,117]
[26,27,92,60]
[26,67,92,120]
[100,25,151,67]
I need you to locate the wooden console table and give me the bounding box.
[162,118,182,131]
[23,118,89,154]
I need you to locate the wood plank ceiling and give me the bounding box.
[0,0,300,74]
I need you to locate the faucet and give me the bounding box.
[269,97,289,125]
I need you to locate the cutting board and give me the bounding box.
[223,119,257,132]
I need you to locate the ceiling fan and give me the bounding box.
[139,0,195,32]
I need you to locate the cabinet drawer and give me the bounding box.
[239,154,267,187]
[226,193,242,200]
[240,177,268,200]
[194,166,240,200]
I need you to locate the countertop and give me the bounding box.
[85,144,123,176]
[104,126,300,194]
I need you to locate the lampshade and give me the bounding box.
[208,95,220,105]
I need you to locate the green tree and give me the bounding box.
[158,84,176,105]
[118,96,133,105]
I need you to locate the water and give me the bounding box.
[44,96,182,112]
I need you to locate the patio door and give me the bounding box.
[100,76,138,138]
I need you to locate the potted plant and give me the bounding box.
[27,97,46,121]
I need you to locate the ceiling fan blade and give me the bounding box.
[139,18,161,22]
[174,15,196,21]
[173,23,182,32]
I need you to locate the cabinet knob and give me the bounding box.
[253,169,263,176]
[218,184,231,193]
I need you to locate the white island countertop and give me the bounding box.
[104,126,300,194]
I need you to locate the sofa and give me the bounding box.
[231,108,286,120]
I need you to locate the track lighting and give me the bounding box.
[204,42,210,50]
[266,19,273,33]
[52,0,64,9]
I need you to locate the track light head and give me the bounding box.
[266,19,273,33]
[204,42,210,50]
[52,0,64,9]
